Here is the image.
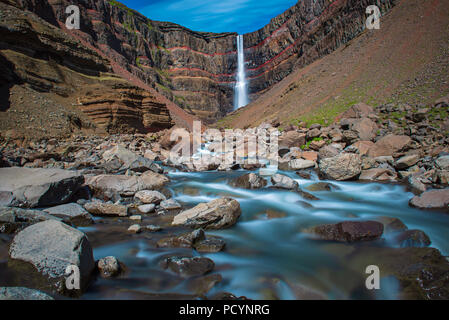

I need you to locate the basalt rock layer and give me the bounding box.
[3,0,396,124]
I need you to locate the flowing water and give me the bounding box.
[234,35,248,110]
[79,168,449,300]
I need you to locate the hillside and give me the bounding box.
[216,0,449,129]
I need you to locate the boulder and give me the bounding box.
[409,189,449,211]
[86,171,169,199]
[308,221,384,242]
[305,182,339,192]
[351,118,378,141]
[137,204,155,214]
[157,229,205,249]
[159,199,182,211]
[102,145,160,173]
[43,203,93,227]
[319,153,362,181]
[0,287,54,300]
[9,220,95,295]
[340,103,375,118]
[135,190,166,204]
[279,131,306,148]
[0,167,83,208]
[231,173,267,189]
[270,174,299,190]
[395,154,420,170]
[84,202,128,217]
[393,230,431,248]
[367,135,411,158]
[436,156,449,171]
[161,256,214,277]
[172,198,241,229]
[374,216,408,234]
[349,141,374,156]
[359,168,397,182]
[97,256,121,278]
[318,145,341,160]
[127,224,141,233]
[0,207,60,234]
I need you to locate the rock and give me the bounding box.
[43,203,93,227]
[340,103,375,118]
[172,198,241,229]
[407,175,427,194]
[144,149,159,161]
[279,131,306,148]
[409,189,449,211]
[135,190,166,204]
[0,167,84,208]
[270,174,298,190]
[102,145,153,173]
[375,216,408,234]
[161,256,214,277]
[305,182,339,192]
[84,201,128,217]
[97,256,121,278]
[393,230,431,248]
[157,229,205,249]
[129,215,142,221]
[436,156,449,171]
[0,287,54,300]
[318,145,341,160]
[288,159,316,170]
[0,207,60,234]
[301,151,318,162]
[309,140,326,151]
[359,168,397,182]
[127,224,142,233]
[231,173,267,189]
[194,238,226,253]
[9,220,94,295]
[367,135,411,158]
[86,171,169,199]
[351,118,378,141]
[395,154,420,170]
[145,224,162,232]
[349,141,374,156]
[308,221,384,242]
[159,199,182,210]
[435,170,449,185]
[137,204,155,214]
[306,128,321,139]
[319,153,361,181]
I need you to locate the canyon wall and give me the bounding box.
[4,0,396,124]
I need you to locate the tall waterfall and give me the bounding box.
[234,35,248,110]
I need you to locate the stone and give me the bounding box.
[137,204,156,214]
[9,220,95,295]
[308,221,384,242]
[0,207,60,234]
[349,141,374,156]
[127,224,142,233]
[436,156,449,171]
[318,145,341,160]
[375,216,408,234]
[84,202,128,217]
[279,131,306,148]
[319,153,362,181]
[270,174,299,190]
[231,173,267,189]
[351,118,378,141]
[367,135,411,158]
[43,203,93,227]
[395,154,420,170]
[160,199,182,210]
[306,128,321,139]
[194,238,226,253]
[359,168,397,181]
[129,215,142,221]
[393,230,431,248]
[340,103,375,118]
[86,171,169,199]
[301,151,318,162]
[172,198,241,229]
[97,256,121,278]
[161,256,214,277]
[409,189,449,211]
[305,182,339,192]
[135,190,166,204]
[157,229,205,249]
[0,167,84,208]
[145,224,162,232]
[407,175,427,194]
[0,287,54,300]
[309,140,326,151]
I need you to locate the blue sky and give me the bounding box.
[120,0,298,34]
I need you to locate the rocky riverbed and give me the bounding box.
[0,99,448,300]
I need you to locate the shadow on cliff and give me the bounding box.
[0,53,22,112]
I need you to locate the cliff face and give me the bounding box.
[4,0,396,124]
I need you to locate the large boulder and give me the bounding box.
[307,221,384,242]
[230,173,267,189]
[409,189,449,211]
[172,197,241,229]
[395,154,420,170]
[9,220,95,295]
[279,131,306,148]
[0,287,54,300]
[0,207,60,234]
[102,145,160,173]
[367,135,411,158]
[86,171,169,199]
[0,167,84,208]
[351,118,378,141]
[43,203,93,227]
[319,153,362,181]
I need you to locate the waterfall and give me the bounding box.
[234,34,249,110]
